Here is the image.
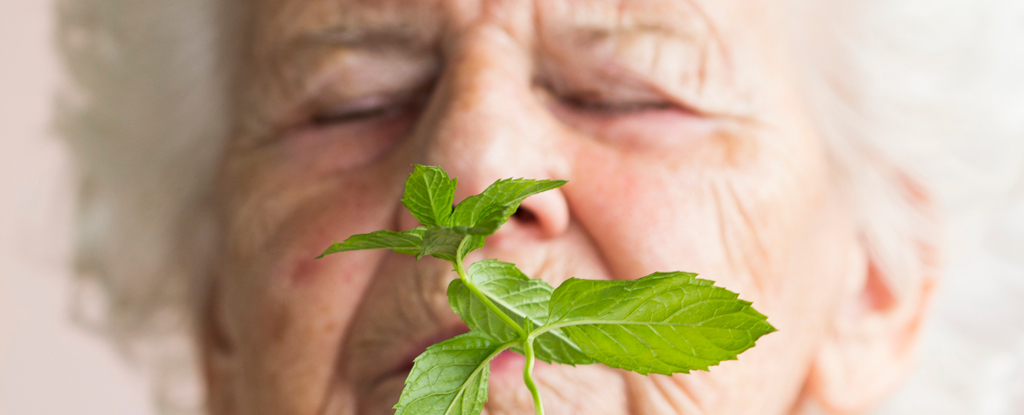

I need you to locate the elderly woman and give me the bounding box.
[57,0,1024,414]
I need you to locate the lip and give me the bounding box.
[488,349,527,376]
[376,323,471,384]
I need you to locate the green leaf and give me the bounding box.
[403,165,457,227]
[545,272,776,375]
[316,227,426,258]
[418,227,486,261]
[394,332,507,415]
[458,235,486,258]
[419,226,467,261]
[451,205,517,236]
[448,260,595,365]
[451,178,566,234]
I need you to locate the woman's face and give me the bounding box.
[212,0,866,414]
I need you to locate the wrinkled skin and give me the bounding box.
[208,1,931,414]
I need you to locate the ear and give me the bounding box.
[805,176,939,414]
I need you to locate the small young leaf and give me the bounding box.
[403,165,457,227]
[394,332,507,415]
[447,260,594,365]
[451,178,567,234]
[316,227,426,258]
[546,272,776,375]
[451,205,517,236]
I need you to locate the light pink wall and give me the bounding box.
[0,1,156,414]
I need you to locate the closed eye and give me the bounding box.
[559,94,675,115]
[538,78,686,118]
[277,89,428,172]
[311,94,425,126]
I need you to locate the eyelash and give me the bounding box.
[310,91,432,126]
[558,95,674,115]
[539,78,679,117]
[312,102,405,125]
[308,89,674,128]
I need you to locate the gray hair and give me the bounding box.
[55,0,1024,413]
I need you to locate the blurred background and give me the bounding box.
[0,0,156,413]
[2,0,1023,414]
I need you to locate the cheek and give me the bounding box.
[680,194,860,414]
[215,153,411,413]
[565,117,829,292]
[563,127,772,284]
[565,124,848,413]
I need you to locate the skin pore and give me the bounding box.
[208,0,931,414]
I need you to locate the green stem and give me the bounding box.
[453,237,541,414]
[522,336,545,415]
[453,241,527,339]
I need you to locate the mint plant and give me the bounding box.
[318,165,775,415]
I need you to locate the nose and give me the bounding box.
[399,26,571,241]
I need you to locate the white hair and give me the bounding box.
[56,0,237,411]
[55,0,1024,413]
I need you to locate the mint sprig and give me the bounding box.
[318,165,776,415]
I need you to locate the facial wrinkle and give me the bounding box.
[679,0,732,77]
[697,40,709,99]
[705,179,733,277]
[269,0,444,55]
[536,7,746,120]
[727,179,770,282]
[658,0,740,117]
[712,178,765,299]
[341,259,453,387]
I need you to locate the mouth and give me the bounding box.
[488,349,528,376]
[377,323,472,384]
[375,324,534,390]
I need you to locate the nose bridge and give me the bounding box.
[417,26,539,197]
[402,24,572,242]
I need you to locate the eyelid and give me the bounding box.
[312,95,397,124]
[288,51,439,125]
[537,40,724,118]
[538,77,688,117]
[308,85,432,125]
[558,93,675,114]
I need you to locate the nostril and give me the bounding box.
[511,206,538,225]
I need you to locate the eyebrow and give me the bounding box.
[280,1,445,57]
[274,17,440,89]
[296,24,433,50]
[540,1,717,47]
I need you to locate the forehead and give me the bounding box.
[253,0,735,53]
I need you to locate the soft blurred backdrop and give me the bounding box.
[0,0,154,413]
[1,0,1023,414]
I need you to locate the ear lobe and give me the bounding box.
[806,246,937,414]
